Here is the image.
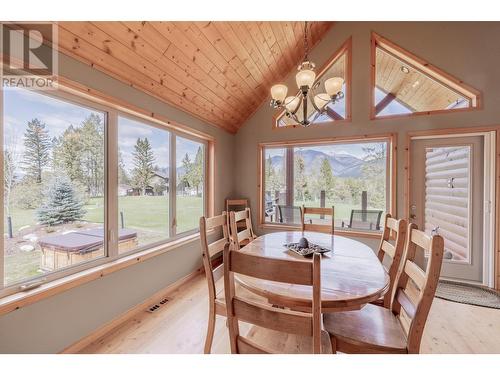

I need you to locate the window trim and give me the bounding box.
[0,78,215,299]
[370,32,482,120]
[272,37,352,130]
[258,133,397,238]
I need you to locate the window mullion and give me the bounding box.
[169,133,176,238]
[107,111,119,258]
[0,86,4,289]
[285,146,294,207]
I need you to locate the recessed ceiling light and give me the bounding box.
[401,66,410,74]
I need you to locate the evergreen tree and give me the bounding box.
[131,138,155,195]
[52,114,105,197]
[319,157,335,199]
[80,113,105,197]
[22,118,51,183]
[52,125,83,184]
[361,144,386,208]
[190,147,203,195]
[118,150,130,186]
[294,153,307,202]
[180,153,192,194]
[265,155,282,194]
[37,176,86,226]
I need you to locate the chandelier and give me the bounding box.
[270,21,344,127]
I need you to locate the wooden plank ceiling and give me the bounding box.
[53,22,334,133]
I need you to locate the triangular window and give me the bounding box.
[371,33,480,118]
[275,38,351,128]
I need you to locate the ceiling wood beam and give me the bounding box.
[326,107,344,121]
[375,92,397,115]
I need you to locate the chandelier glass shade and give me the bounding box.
[270,22,344,127]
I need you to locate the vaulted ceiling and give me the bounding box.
[52,22,333,133]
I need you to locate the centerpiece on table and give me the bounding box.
[284,236,331,257]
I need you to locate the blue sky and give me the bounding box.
[3,88,102,160]
[374,87,412,116]
[3,87,202,174]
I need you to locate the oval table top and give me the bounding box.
[236,231,389,311]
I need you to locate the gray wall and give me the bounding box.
[0,52,235,353]
[235,21,500,251]
[2,21,500,353]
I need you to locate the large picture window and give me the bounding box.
[118,116,170,253]
[261,137,394,233]
[1,86,210,296]
[175,136,205,234]
[3,88,106,286]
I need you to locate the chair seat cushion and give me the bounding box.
[323,303,407,353]
[242,325,333,354]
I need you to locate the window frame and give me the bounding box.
[272,37,352,130]
[370,32,481,120]
[0,80,213,299]
[258,133,397,238]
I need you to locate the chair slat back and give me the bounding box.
[224,248,322,354]
[301,206,334,235]
[199,212,230,304]
[376,214,407,308]
[229,208,256,250]
[391,223,444,353]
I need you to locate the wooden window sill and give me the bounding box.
[0,233,201,317]
[258,223,383,239]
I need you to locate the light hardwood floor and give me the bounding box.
[79,274,500,354]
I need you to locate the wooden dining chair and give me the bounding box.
[323,223,444,354]
[200,212,266,353]
[229,208,257,250]
[301,206,335,234]
[223,247,329,354]
[371,214,407,308]
[199,212,230,354]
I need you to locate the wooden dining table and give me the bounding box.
[236,231,389,312]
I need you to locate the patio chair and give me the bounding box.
[343,209,383,231]
[277,205,301,225]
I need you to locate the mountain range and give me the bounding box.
[268,149,381,178]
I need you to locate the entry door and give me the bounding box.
[410,136,484,283]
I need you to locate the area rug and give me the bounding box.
[435,280,500,309]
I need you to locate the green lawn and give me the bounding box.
[4,195,203,239]
[3,195,204,286]
[4,250,42,285]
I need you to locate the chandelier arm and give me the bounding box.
[308,88,331,114]
[288,112,301,126]
[289,91,303,115]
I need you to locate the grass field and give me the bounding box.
[4,195,203,236]
[3,195,204,286]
